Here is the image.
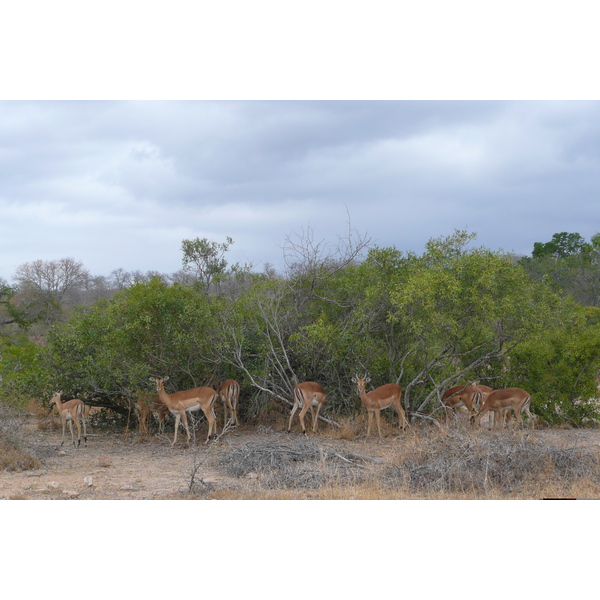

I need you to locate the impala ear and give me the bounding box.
[365,377,371,383]
[163,376,170,382]
[351,375,357,383]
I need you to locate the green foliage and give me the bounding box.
[0,335,47,406]
[181,236,234,293]
[521,232,600,307]
[36,278,222,412]
[532,232,590,259]
[3,231,599,426]
[503,305,600,425]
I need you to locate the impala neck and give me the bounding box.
[155,383,171,406]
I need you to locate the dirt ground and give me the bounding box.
[2,411,600,500]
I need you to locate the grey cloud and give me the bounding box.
[2,100,600,278]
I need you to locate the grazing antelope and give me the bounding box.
[441,384,484,420]
[218,379,240,431]
[471,387,534,429]
[472,384,510,427]
[352,375,407,440]
[49,391,89,447]
[149,377,218,445]
[288,381,327,435]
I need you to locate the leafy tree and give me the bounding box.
[522,232,600,307]
[532,232,590,259]
[181,236,234,294]
[39,278,222,414]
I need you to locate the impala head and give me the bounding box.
[149,376,169,392]
[351,374,371,394]
[49,390,62,405]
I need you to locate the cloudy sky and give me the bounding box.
[2,99,600,281]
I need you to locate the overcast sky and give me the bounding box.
[2,100,600,280]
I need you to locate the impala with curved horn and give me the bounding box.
[352,375,407,440]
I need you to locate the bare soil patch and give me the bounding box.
[2,411,600,500]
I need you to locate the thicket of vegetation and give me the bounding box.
[2,227,600,427]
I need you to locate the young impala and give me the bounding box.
[352,375,407,440]
[288,381,327,435]
[49,391,89,447]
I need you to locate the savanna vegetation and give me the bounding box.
[2,226,600,434]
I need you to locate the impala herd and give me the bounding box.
[48,376,535,447]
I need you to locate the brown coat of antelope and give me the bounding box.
[150,377,218,444]
[471,387,534,429]
[288,381,327,435]
[49,391,89,447]
[352,375,407,440]
[218,379,240,431]
[441,384,487,420]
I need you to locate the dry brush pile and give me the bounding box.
[216,427,600,498]
[0,404,42,472]
[219,436,374,490]
[383,429,600,496]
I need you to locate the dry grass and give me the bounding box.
[208,424,600,500]
[0,404,42,472]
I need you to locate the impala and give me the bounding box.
[352,375,407,440]
[288,381,327,435]
[218,379,240,431]
[473,384,493,408]
[471,387,534,429]
[49,391,89,447]
[149,377,218,445]
[441,384,485,420]
[472,384,509,427]
[137,394,171,435]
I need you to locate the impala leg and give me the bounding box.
[202,405,216,443]
[68,419,75,446]
[375,409,383,440]
[366,410,374,438]
[395,401,407,430]
[514,408,523,428]
[233,400,239,426]
[288,402,299,433]
[210,405,217,439]
[172,413,181,445]
[74,417,82,447]
[525,408,535,430]
[312,403,323,433]
[82,414,87,446]
[298,404,310,435]
[222,401,229,432]
[181,412,192,444]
